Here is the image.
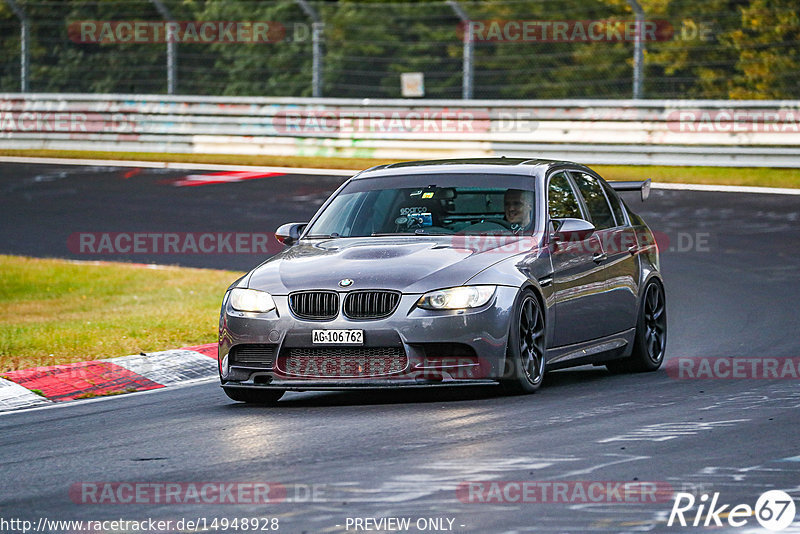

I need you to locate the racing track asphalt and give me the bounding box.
[0,163,798,532]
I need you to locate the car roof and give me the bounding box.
[351,157,593,180]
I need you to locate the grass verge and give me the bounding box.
[0,149,382,171]
[0,255,238,372]
[1,149,799,189]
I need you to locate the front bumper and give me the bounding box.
[218,286,518,389]
[222,379,500,392]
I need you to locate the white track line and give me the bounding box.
[0,156,356,176]
[652,182,800,195]
[2,156,799,194]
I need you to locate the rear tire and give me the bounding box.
[501,289,546,394]
[606,280,666,373]
[224,388,284,405]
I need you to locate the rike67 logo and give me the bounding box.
[668,490,796,531]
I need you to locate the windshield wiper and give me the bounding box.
[370,232,424,236]
[304,233,340,239]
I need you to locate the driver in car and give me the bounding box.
[504,189,535,233]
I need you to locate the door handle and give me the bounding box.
[592,252,608,263]
[628,245,639,255]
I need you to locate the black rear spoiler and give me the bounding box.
[609,179,651,201]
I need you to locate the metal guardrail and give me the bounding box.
[2,94,799,167]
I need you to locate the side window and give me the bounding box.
[548,172,583,219]
[571,172,616,230]
[600,179,628,227]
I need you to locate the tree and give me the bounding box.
[725,0,800,98]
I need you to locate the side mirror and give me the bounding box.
[275,222,307,246]
[551,218,596,243]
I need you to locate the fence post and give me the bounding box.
[627,0,645,99]
[295,0,323,98]
[448,0,473,100]
[150,0,177,94]
[5,0,29,92]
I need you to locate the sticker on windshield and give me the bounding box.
[400,206,427,215]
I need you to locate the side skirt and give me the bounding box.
[545,328,636,370]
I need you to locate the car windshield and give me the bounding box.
[305,174,537,238]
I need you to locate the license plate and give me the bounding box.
[312,329,364,345]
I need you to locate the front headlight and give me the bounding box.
[417,286,496,310]
[229,288,276,313]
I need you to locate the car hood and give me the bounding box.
[246,236,538,294]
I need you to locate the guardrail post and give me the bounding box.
[150,0,177,94]
[5,0,29,92]
[295,0,323,98]
[448,0,474,100]
[627,0,645,99]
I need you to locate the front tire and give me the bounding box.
[502,289,546,394]
[606,280,666,373]
[224,388,284,405]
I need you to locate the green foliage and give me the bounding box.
[0,0,795,98]
[724,0,800,98]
